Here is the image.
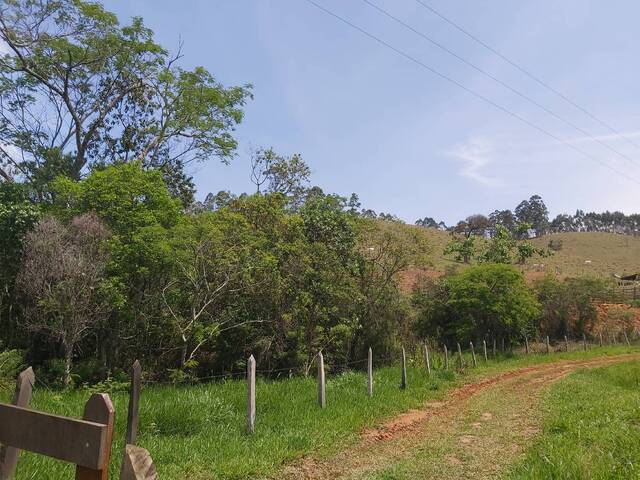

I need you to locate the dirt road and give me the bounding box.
[278,353,640,480]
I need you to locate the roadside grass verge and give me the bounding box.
[1,345,637,479]
[504,360,640,479]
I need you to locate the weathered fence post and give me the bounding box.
[599,332,603,347]
[624,330,631,347]
[367,347,373,397]
[400,347,407,389]
[125,360,141,446]
[456,343,464,368]
[470,342,477,367]
[583,334,587,351]
[501,337,505,353]
[444,345,449,370]
[0,367,35,480]
[317,352,326,408]
[564,335,569,352]
[546,336,550,354]
[525,335,530,355]
[423,343,431,375]
[482,340,488,362]
[75,393,115,480]
[247,355,256,434]
[492,338,497,359]
[120,445,158,480]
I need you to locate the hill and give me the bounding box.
[380,222,640,288]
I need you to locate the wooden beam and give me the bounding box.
[119,445,158,480]
[76,394,115,480]
[0,367,35,480]
[0,404,108,470]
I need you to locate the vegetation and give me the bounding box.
[506,361,640,479]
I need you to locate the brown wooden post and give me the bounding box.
[317,352,326,408]
[0,367,35,480]
[564,335,569,352]
[457,343,464,369]
[126,360,141,446]
[247,355,256,434]
[75,394,115,480]
[119,445,158,480]
[599,332,603,347]
[482,340,487,362]
[470,342,477,367]
[444,345,449,370]
[367,347,373,397]
[422,344,431,375]
[525,335,530,355]
[400,347,407,389]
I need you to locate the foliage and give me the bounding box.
[414,264,540,343]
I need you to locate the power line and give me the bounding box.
[362,0,640,169]
[413,0,640,153]
[302,0,640,185]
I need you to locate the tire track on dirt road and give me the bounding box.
[277,353,640,480]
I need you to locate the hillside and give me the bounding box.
[382,223,640,289]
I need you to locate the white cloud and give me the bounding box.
[448,136,502,187]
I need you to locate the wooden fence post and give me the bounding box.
[317,352,326,409]
[367,347,373,397]
[546,336,550,354]
[470,342,477,367]
[525,335,530,355]
[423,344,431,375]
[483,340,487,362]
[0,367,35,480]
[400,347,407,389]
[501,338,505,353]
[492,338,497,359]
[456,343,464,369]
[583,334,588,351]
[247,355,256,434]
[119,444,158,480]
[444,345,449,370]
[564,335,569,352]
[125,360,141,446]
[75,394,115,480]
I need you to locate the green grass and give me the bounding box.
[505,361,640,479]
[2,346,638,479]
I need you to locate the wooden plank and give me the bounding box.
[367,347,373,397]
[76,394,115,480]
[400,347,407,389]
[119,444,158,480]
[0,367,35,480]
[247,355,256,434]
[126,360,142,445]
[0,404,107,470]
[317,352,326,408]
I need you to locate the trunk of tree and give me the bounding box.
[180,336,188,368]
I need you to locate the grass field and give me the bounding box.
[2,346,638,479]
[504,361,640,479]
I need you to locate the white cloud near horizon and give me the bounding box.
[448,136,503,187]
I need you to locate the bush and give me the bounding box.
[548,239,563,251]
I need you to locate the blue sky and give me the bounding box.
[102,0,640,225]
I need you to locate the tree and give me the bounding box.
[16,213,111,385]
[417,264,539,342]
[480,225,549,264]
[515,195,549,236]
[0,0,251,201]
[489,209,516,235]
[443,236,477,264]
[250,147,311,207]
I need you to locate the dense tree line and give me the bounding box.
[417,194,640,237]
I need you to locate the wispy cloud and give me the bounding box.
[448,136,502,187]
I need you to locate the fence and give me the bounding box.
[0,362,157,480]
[0,333,634,477]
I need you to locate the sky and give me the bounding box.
[101,0,640,225]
